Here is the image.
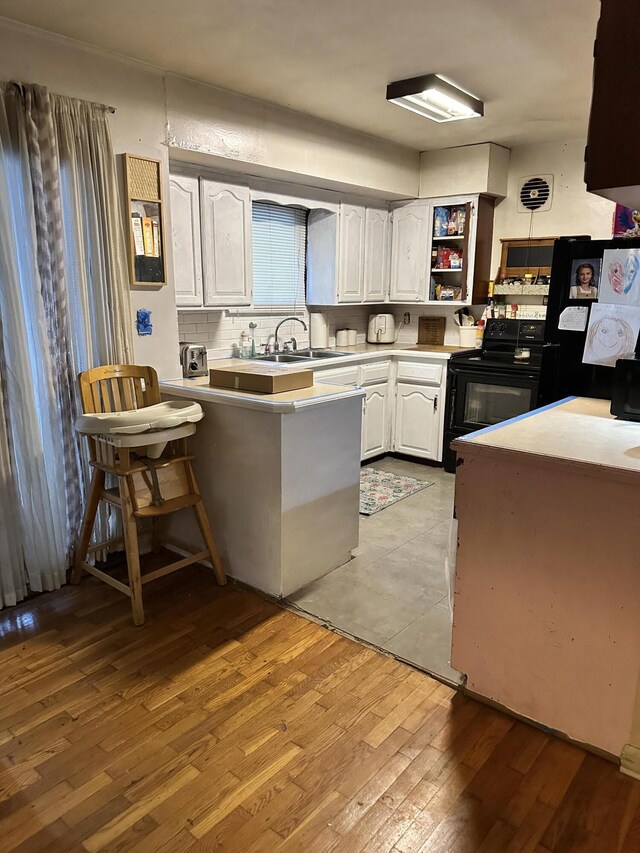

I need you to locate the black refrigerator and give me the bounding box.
[540,235,640,403]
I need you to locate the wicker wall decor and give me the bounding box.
[123,154,166,287]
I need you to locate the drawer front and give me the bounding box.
[396,360,443,385]
[315,365,360,385]
[359,360,391,386]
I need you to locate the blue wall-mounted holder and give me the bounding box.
[136,309,153,336]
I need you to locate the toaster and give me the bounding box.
[180,342,208,378]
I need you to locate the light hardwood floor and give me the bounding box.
[1,560,639,852]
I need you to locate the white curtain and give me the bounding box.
[0,82,132,607]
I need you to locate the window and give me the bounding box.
[252,202,307,308]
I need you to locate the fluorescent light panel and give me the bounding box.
[386,74,483,123]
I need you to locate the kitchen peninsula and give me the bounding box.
[451,397,640,774]
[160,373,364,597]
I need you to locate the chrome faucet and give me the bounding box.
[273,317,307,352]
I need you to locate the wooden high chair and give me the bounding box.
[72,364,226,625]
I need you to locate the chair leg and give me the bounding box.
[72,469,104,584]
[186,462,226,586]
[192,498,227,586]
[150,517,162,554]
[120,478,145,626]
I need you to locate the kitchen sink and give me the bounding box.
[294,349,351,359]
[254,349,351,363]
[255,354,310,363]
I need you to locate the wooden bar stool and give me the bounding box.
[72,364,226,625]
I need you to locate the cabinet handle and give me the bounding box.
[433,395,438,412]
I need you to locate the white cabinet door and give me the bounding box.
[337,204,365,302]
[170,174,203,307]
[200,179,252,306]
[394,382,440,460]
[362,382,389,460]
[364,207,389,302]
[389,204,431,302]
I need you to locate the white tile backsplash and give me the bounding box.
[177,303,473,356]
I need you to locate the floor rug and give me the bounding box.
[359,468,433,515]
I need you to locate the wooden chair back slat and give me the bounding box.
[111,378,123,411]
[98,380,113,413]
[79,365,161,414]
[133,378,146,409]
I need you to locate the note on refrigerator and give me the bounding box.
[599,248,640,306]
[583,303,640,367]
[558,306,588,332]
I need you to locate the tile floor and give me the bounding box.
[288,456,462,685]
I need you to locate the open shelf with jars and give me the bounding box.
[429,201,470,302]
[389,193,495,305]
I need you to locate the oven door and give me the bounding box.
[450,366,539,431]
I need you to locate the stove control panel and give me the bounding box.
[484,318,545,342]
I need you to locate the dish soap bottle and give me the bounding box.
[240,330,252,358]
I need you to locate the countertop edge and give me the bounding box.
[453,397,640,485]
[160,381,365,413]
[203,346,461,373]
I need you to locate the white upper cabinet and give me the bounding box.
[337,204,365,302]
[363,207,389,302]
[170,174,203,307]
[389,194,494,305]
[307,202,390,305]
[389,203,431,302]
[200,179,252,306]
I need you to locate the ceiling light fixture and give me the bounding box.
[386,74,483,123]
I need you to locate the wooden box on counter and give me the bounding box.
[209,363,314,394]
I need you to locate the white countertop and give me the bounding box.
[160,374,365,413]
[203,342,465,371]
[162,343,465,412]
[455,396,640,481]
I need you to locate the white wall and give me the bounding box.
[419,143,510,199]
[1,21,618,371]
[491,139,615,277]
[0,20,417,377]
[167,75,418,200]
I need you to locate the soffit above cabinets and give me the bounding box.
[0,0,599,151]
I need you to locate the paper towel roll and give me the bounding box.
[309,312,328,348]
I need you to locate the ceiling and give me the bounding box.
[0,0,600,152]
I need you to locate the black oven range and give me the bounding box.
[443,318,550,472]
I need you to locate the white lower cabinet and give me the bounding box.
[394,382,441,461]
[315,355,446,464]
[361,383,389,460]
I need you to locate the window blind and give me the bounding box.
[252,202,307,307]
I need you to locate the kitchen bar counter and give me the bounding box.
[451,397,640,772]
[161,371,364,599]
[159,374,363,413]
